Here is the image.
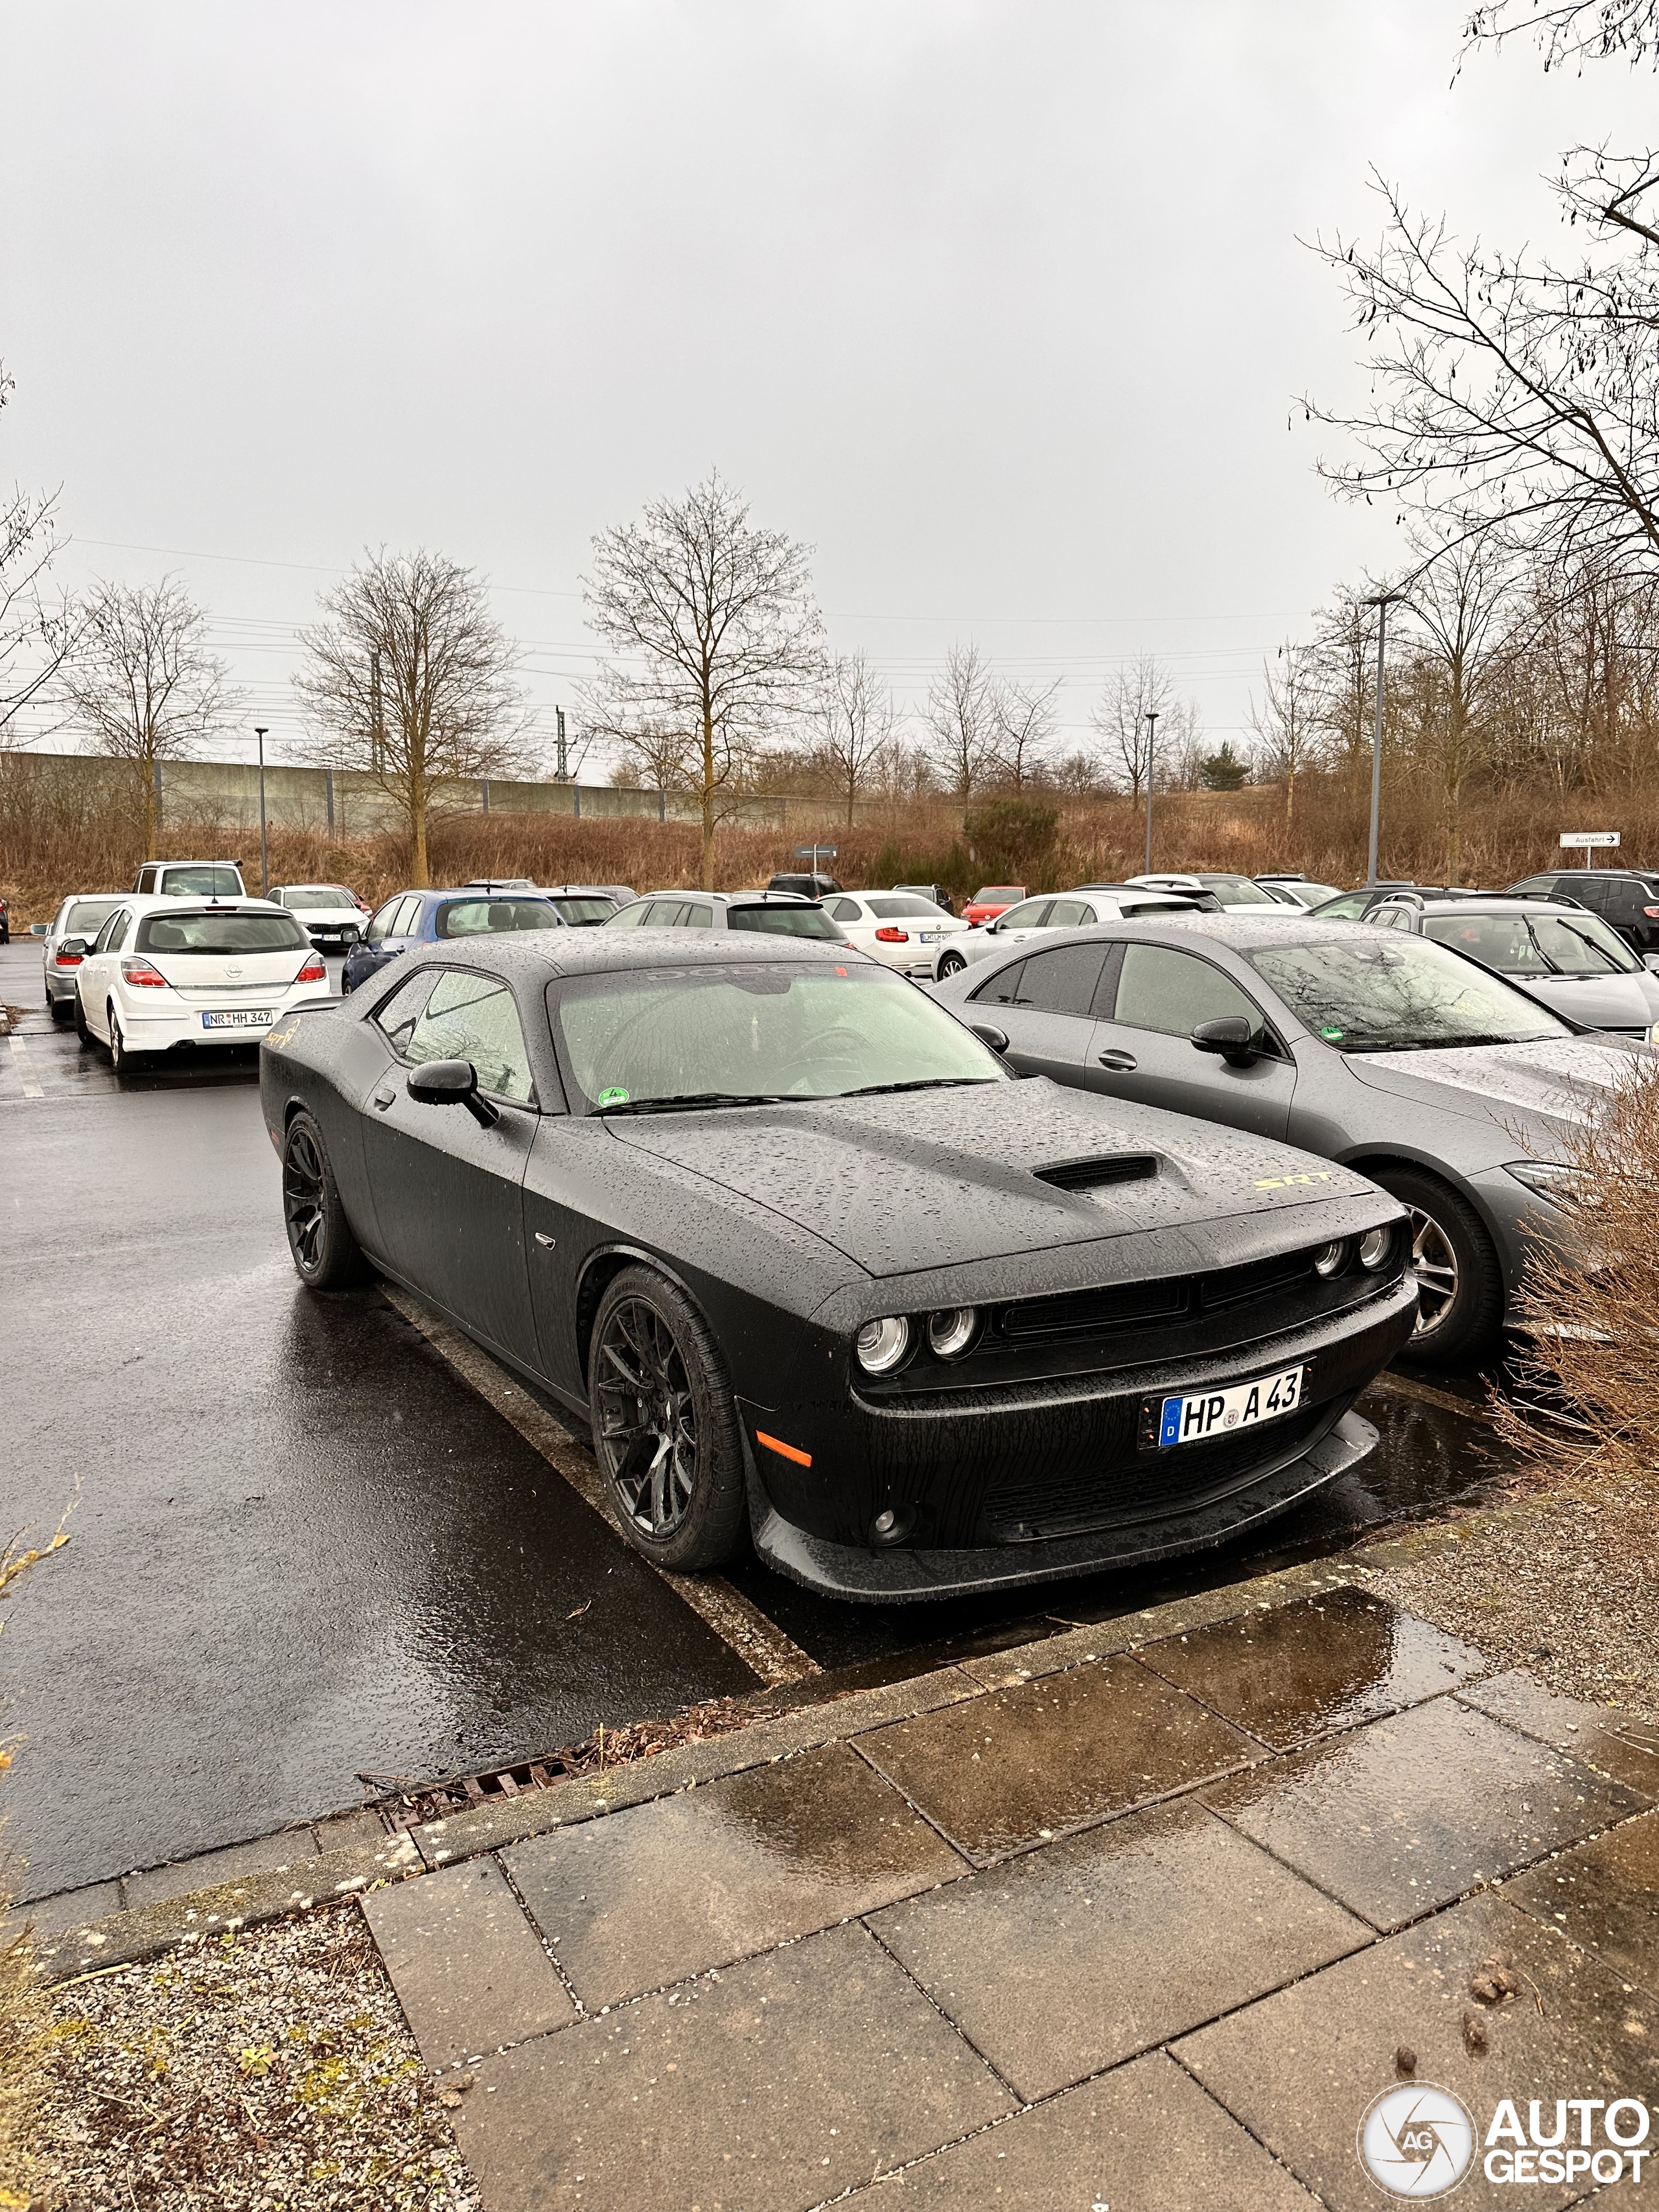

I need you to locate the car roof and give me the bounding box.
[122,892,288,914]
[1405,897,1586,916]
[638,888,817,907]
[354,929,866,990]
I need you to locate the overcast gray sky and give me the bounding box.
[4,1,1650,777]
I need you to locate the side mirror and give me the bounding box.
[406,1058,499,1127]
[58,937,92,959]
[1191,1016,1259,1067]
[971,1021,1010,1054]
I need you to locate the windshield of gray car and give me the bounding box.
[551,961,1006,1110]
[65,898,123,935]
[434,898,563,938]
[135,912,310,955]
[725,905,844,939]
[1244,937,1568,1052]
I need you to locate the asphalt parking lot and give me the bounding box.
[0,936,1514,1904]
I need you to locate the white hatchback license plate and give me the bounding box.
[1157,1364,1305,1448]
[201,1009,273,1030]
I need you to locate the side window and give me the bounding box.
[993,900,1051,933]
[1110,945,1267,1042]
[682,904,714,929]
[95,908,131,954]
[1045,898,1089,929]
[1568,876,1610,909]
[404,972,535,1104]
[973,959,1027,1007]
[373,968,442,1054]
[1373,907,1410,931]
[1511,876,1554,896]
[135,867,155,893]
[828,898,861,924]
[1319,894,1370,920]
[365,900,401,944]
[607,902,649,926]
[395,895,426,936]
[1015,943,1109,1017]
[644,900,687,926]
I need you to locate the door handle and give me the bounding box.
[1096,1050,1138,1072]
[371,1086,395,1110]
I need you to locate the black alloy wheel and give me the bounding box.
[281,1110,371,1288]
[936,948,967,979]
[589,1265,747,1572]
[1374,1165,1504,1369]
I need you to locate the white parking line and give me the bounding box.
[378,1284,822,1690]
[6,1036,43,1099]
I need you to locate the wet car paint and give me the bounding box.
[0,939,1511,1902]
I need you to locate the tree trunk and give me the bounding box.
[141,752,158,859]
[700,706,716,890]
[1285,769,1295,831]
[409,765,429,887]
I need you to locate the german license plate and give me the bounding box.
[1157,1364,1305,1447]
[201,1009,273,1030]
[920,931,938,943]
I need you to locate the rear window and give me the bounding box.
[137,911,308,954]
[65,898,122,935]
[434,898,563,938]
[725,905,843,939]
[550,896,616,926]
[865,895,949,920]
[159,867,242,898]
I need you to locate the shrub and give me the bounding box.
[961,797,1061,888]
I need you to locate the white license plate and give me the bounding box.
[201,1009,274,1030]
[919,931,939,944]
[1157,1364,1305,1447]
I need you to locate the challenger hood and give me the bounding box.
[1344,1032,1648,1134]
[607,1078,1383,1277]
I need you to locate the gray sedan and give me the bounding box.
[1371,896,1659,1042]
[43,891,126,1020]
[929,913,1652,1366]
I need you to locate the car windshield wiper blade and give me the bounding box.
[593,1091,788,1115]
[1345,1032,1548,1054]
[837,1077,1001,1098]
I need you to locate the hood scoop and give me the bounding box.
[1034,1154,1158,1194]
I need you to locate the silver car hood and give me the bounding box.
[1344,1033,1648,1134]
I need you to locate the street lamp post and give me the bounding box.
[255,727,270,896]
[1143,710,1159,874]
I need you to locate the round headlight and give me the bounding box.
[1358,1226,1393,1270]
[1313,1240,1349,1278]
[927,1307,979,1358]
[855,1316,911,1375]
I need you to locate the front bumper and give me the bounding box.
[738,1270,1417,1601]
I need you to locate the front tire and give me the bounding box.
[936,949,967,979]
[1375,1165,1503,1369]
[282,1110,371,1288]
[589,1265,747,1572]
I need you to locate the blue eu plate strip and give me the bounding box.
[1158,1397,1183,1448]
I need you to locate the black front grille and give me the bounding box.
[1034,1155,1158,1193]
[982,1397,1333,1541]
[1002,1279,1189,1341]
[1202,1249,1315,1310]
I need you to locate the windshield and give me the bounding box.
[1246,935,1568,1052]
[551,961,1004,1110]
[1205,876,1279,904]
[1424,910,1639,976]
[136,911,309,955]
[282,886,353,911]
[1273,881,1341,907]
[65,898,122,935]
[435,897,562,938]
[161,867,242,897]
[725,905,842,938]
[1531,913,1641,975]
[973,887,1023,904]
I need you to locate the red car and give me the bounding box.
[962,885,1025,927]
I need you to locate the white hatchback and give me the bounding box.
[822,891,973,975]
[72,895,331,1073]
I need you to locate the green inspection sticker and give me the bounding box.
[597,1086,630,1106]
[1320,1027,1344,1040]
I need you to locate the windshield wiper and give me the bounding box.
[838,1077,1001,1099]
[593,1091,787,1115]
[1345,1032,1549,1054]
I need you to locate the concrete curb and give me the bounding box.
[23,1486,1568,1987]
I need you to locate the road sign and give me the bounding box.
[793,844,837,860]
[1559,831,1620,848]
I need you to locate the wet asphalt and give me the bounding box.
[0,937,1511,1900]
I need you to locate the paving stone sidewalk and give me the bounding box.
[31,1567,1659,2209]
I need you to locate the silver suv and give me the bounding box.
[603,891,848,942]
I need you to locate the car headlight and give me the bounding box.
[855,1316,911,1374]
[1313,1240,1349,1277]
[1358,1226,1393,1270]
[1505,1161,1596,1206]
[927,1307,979,1358]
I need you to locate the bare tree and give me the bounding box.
[922,642,995,802]
[1249,641,1326,828]
[61,579,235,858]
[583,471,823,889]
[813,649,895,826]
[0,364,73,736]
[1089,657,1198,800]
[1400,537,1518,880]
[988,677,1060,791]
[1463,0,1658,65]
[295,550,524,887]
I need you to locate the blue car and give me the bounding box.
[341,888,568,995]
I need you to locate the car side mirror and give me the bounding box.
[1190,1016,1259,1067]
[970,1021,1010,1054]
[58,937,92,958]
[406,1058,499,1127]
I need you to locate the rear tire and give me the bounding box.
[73,990,93,1048]
[588,1265,747,1572]
[49,994,71,1024]
[1374,1165,1504,1369]
[108,1008,150,1077]
[936,949,967,979]
[282,1110,371,1288]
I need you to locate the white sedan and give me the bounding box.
[929,885,1204,979]
[822,891,973,975]
[71,895,332,1074]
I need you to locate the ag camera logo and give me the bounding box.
[1358,2084,1477,2198]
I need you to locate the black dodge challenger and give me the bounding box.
[259,932,1417,1601]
